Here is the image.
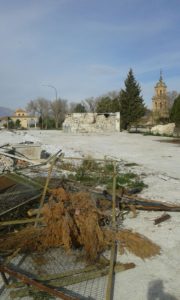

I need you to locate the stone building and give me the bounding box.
[11,109,38,128]
[62,112,120,133]
[0,109,38,129]
[152,72,169,119]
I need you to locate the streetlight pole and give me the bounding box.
[42,84,58,101]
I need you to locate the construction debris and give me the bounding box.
[116,230,160,259]
[0,188,161,261]
[103,190,180,212]
[1,261,135,299]
[0,262,78,300]
[154,213,171,225]
[0,155,14,172]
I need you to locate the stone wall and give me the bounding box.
[62,112,120,133]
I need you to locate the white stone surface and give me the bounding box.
[151,123,175,136]
[0,129,180,299]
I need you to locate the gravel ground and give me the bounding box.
[0,129,180,299]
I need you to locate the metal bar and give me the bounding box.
[0,264,78,300]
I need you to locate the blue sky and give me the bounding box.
[0,0,180,109]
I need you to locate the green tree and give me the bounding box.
[74,103,87,113]
[8,118,15,129]
[96,92,120,113]
[96,96,113,113]
[170,95,180,126]
[15,119,21,129]
[120,69,146,130]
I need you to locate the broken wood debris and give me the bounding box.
[0,150,38,165]
[0,262,78,300]
[103,190,180,212]
[0,217,43,226]
[7,262,135,290]
[0,188,161,261]
[154,213,171,225]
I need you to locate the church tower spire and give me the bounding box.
[152,73,169,120]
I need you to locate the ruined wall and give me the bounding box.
[62,112,120,133]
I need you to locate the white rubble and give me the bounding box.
[151,123,175,136]
[63,112,120,133]
[0,155,14,172]
[0,129,180,299]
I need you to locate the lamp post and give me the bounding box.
[42,84,58,101]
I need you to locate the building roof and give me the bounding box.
[15,108,26,113]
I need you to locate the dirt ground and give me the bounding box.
[0,130,180,299]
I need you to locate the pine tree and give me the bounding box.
[120,69,146,130]
[170,95,180,126]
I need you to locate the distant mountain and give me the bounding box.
[0,106,14,117]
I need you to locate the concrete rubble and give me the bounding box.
[0,155,14,172]
[151,123,175,135]
[0,129,180,300]
[62,112,120,133]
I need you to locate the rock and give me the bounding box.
[151,123,175,136]
[0,155,14,172]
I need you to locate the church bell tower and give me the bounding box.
[152,71,169,119]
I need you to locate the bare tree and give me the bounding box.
[83,97,98,113]
[26,100,37,115]
[50,98,68,129]
[26,98,50,129]
[167,91,179,108]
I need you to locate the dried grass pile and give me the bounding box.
[0,188,160,261]
[39,188,106,259]
[0,188,106,260]
[116,230,161,259]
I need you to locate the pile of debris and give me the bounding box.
[0,155,14,172]
[0,188,161,261]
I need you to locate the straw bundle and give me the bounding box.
[116,230,161,259]
[0,188,160,261]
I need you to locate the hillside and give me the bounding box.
[0,106,14,117]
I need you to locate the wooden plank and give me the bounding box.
[154,213,171,225]
[0,217,43,226]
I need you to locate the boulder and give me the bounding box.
[151,123,175,136]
